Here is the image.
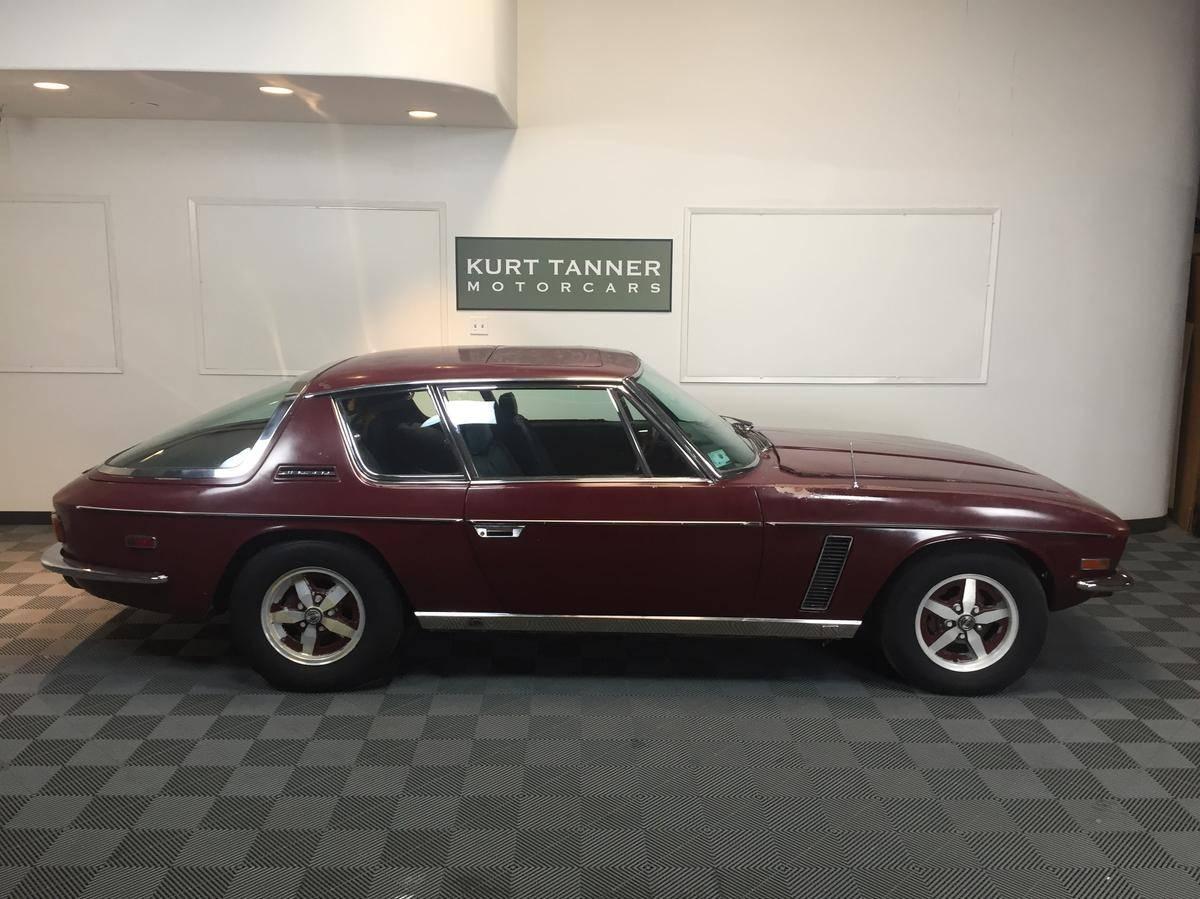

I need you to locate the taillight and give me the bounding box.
[51,513,65,544]
[1080,558,1111,571]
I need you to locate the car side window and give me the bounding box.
[619,397,700,478]
[336,388,462,477]
[441,386,641,478]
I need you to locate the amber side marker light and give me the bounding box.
[51,514,65,543]
[125,535,158,550]
[1080,558,1111,571]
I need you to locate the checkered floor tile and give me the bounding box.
[1,523,1199,898]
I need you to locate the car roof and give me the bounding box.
[307,345,643,394]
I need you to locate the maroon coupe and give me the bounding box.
[43,346,1132,693]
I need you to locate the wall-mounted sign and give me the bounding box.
[456,237,672,312]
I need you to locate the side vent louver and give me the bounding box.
[274,464,338,481]
[802,535,853,611]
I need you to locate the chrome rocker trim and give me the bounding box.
[1074,569,1135,594]
[41,543,169,585]
[416,611,860,639]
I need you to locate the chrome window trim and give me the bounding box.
[416,610,860,639]
[434,380,714,484]
[429,382,473,476]
[436,383,482,480]
[614,387,708,480]
[307,373,628,398]
[331,386,468,485]
[96,393,298,481]
[622,376,759,481]
[609,387,650,475]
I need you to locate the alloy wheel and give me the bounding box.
[260,567,366,666]
[914,573,1019,673]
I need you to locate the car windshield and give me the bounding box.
[104,379,298,475]
[635,366,758,473]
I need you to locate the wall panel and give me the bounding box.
[191,199,445,375]
[0,197,120,373]
[683,208,999,384]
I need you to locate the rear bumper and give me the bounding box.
[41,542,169,585]
[1073,569,1134,595]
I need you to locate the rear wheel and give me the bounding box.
[877,547,1047,694]
[231,540,402,691]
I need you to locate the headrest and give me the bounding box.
[460,423,494,454]
[497,392,518,418]
[368,392,422,423]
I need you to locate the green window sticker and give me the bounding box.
[708,448,731,467]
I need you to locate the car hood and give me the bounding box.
[759,428,1071,495]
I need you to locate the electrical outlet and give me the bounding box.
[469,317,489,336]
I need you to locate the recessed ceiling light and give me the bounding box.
[33,81,70,91]
[259,85,294,96]
[408,109,438,119]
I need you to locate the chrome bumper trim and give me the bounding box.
[416,611,860,639]
[41,543,169,585]
[1074,569,1134,594]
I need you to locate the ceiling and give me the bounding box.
[0,69,515,128]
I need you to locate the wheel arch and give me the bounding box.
[212,527,410,618]
[863,532,1054,628]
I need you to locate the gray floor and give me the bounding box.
[1,523,1199,898]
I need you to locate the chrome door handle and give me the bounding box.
[473,522,525,539]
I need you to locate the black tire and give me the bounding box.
[230,540,403,691]
[876,546,1048,695]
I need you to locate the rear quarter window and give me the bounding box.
[104,380,294,476]
[336,388,462,477]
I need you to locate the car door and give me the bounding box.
[331,384,493,612]
[439,381,764,618]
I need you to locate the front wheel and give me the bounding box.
[230,540,402,691]
[876,547,1048,695]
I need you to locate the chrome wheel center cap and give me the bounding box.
[303,607,324,626]
[958,614,975,630]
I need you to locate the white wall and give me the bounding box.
[1,0,1197,518]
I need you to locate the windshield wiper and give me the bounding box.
[721,414,755,433]
[722,415,772,452]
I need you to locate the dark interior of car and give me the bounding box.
[342,388,695,478]
[464,391,640,477]
[340,391,461,476]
